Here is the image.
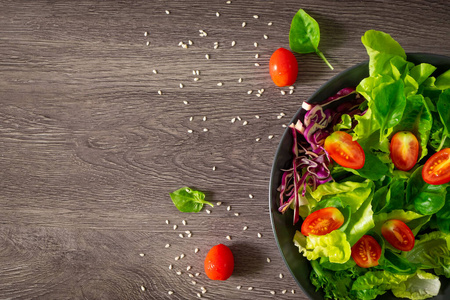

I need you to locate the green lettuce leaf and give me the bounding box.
[351,270,410,300]
[391,270,441,300]
[436,189,450,233]
[435,89,450,150]
[410,63,437,86]
[435,69,450,90]
[293,230,351,263]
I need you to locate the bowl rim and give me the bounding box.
[269,52,450,300]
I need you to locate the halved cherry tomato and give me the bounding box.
[351,235,381,268]
[422,148,450,185]
[204,244,234,280]
[390,131,419,171]
[301,207,344,236]
[324,131,365,169]
[269,48,298,87]
[381,219,415,251]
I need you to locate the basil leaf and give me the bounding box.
[169,187,213,212]
[289,9,333,70]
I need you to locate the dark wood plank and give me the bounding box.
[0,0,449,299]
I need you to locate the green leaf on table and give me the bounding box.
[169,187,213,212]
[289,9,334,70]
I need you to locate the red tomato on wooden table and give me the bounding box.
[351,235,381,268]
[324,131,365,169]
[422,148,450,185]
[390,131,419,171]
[204,244,234,280]
[381,219,415,251]
[269,48,298,87]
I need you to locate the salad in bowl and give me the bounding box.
[273,30,450,300]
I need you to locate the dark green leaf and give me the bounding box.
[436,89,450,150]
[169,187,213,212]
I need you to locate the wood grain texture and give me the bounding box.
[0,0,449,299]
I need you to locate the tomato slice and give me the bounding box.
[422,148,450,185]
[390,131,419,171]
[324,131,365,169]
[269,48,298,87]
[381,219,415,251]
[301,207,344,236]
[351,235,381,268]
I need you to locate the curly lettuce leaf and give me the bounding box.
[350,270,410,300]
[293,230,351,263]
[435,69,450,90]
[391,270,441,300]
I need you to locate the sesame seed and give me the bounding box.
[226,235,231,240]
[257,233,262,238]
[237,116,242,121]
[216,202,222,206]
[203,128,208,132]
[152,69,158,74]
[289,85,295,89]
[270,291,275,295]
[201,287,206,291]
[243,226,248,230]
[194,77,199,81]
[180,83,184,88]
[268,22,273,26]
[169,264,173,269]
[231,117,236,123]
[248,287,253,291]
[237,286,242,290]
[178,41,183,46]
[189,273,194,278]
[144,32,148,36]
[282,124,287,128]
[238,78,243,83]
[189,116,193,121]
[277,115,282,119]
[165,244,170,248]
[165,10,170,14]
[259,88,265,93]
[242,22,247,27]
[196,70,200,75]
[264,35,269,40]
[255,115,261,119]
[281,90,286,95]
[234,213,240,216]
[231,40,236,47]
[185,230,191,234]
[188,40,193,45]
[206,209,211,214]
[289,89,294,94]
[292,289,295,294]
[176,271,182,275]
[249,194,254,198]
[192,280,197,285]
[212,166,216,171]
[139,253,145,257]
[214,44,219,50]
[192,70,196,75]
[141,286,146,291]
[165,220,170,224]
[255,53,259,58]
[205,54,210,59]
[279,273,284,278]
[267,257,271,263]
[216,12,220,17]
[243,121,248,125]
[183,101,189,105]
[182,220,187,225]
[256,94,261,97]
[188,233,192,238]
[173,225,178,230]
[282,290,287,294]
[194,248,199,253]
[187,266,192,271]
[168,290,174,295]
[217,82,223,86]
[268,135,274,139]
[253,15,259,19]
[179,233,184,238]
[255,138,261,142]
[254,42,258,47]
[146,41,150,46]
[197,293,201,298]
[226,0,232,4]
[255,63,260,66]
[158,90,162,95]
[202,116,207,121]
[180,253,185,259]
[195,272,200,277]
[181,43,188,49]
[175,256,180,261]
[187,129,193,133]
[227,205,231,211]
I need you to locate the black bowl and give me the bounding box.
[269,53,450,300]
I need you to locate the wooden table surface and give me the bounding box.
[1,0,449,299]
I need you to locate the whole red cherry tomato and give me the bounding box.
[204,244,234,280]
[390,131,419,171]
[269,48,298,87]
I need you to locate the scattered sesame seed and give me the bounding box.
[197,293,202,298]
[185,230,191,234]
[183,101,189,105]
[257,233,262,238]
[267,257,271,263]
[192,280,197,285]
[264,34,269,39]
[282,290,287,294]
[292,289,295,294]
[289,85,295,89]
[216,12,220,17]
[189,273,194,278]
[202,116,207,121]
[144,32,148,36]
[212,166,216,171]
[255,138,261,142]
[196,70,200,75]
[182,220,187,225]
[237,116,242,121]
[268,22,273,26]
[176,271,182,275]
[152,69,158,74]
[180,83,184,88]
[179,233,184,238]
[139,253,145,257]
[195,248,199,253]
[178,41,183,46]
[280,112,286,116]
[270,291,275,295]
[248,287,253,291]
[279,273,284,278]
[141,286,146,291]
[206,209,211,214]
[205,54,210,59]
[214,43,219,49]
[249,194,254,199]
[255,53,259,59]
[282,124,287,128]
[256,94,261,97]
[289,89,294,94]
[194,77,199,81]
[188,233,192,238]
[280,90,286,95]
[195,272,200,277]
[187,266,192,271]
[254,42,258,47]
[165,220,170,225]
[165,244,170,248]
[242,22,247,27]
[165,10,170,14]
[247,90,253,94]
[188,40,193,45]
[173,225,178,230]
[268,135,274,139]
[231,117,236,123]
[255,63,260,66]
[175,256,180,261]
[243,226,248,230]
[168,290,174,295]
[158,90,162,95]
[253,15,259,19]
[180,253,185,259]
[201,286,206,292]
[217,82,223,86]
[187,129,193,133]
[243,121,248,126]
[189,116,193,121]
[216,201,222,206]
[255,115,260,119]
[277,115,283,119]
[231,41,236,47]
[238,78,243,83]
[146,41,150,46]
[192,70,196,75]
[181,43,188,49]
[226,235,231,240]
[227,205,231,211]
[234,213,240,216]
[203,128,208,132]
[237,286,242,290]
[169,264,173,269]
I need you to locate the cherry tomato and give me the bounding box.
[390,131,419,171]
[301,207,344,236]
[324,131,365,169]
[204,244,234,280]
[351,235,381,268]
[381,219,415,251]
[422,148,450,185]
[269,48,298,87]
